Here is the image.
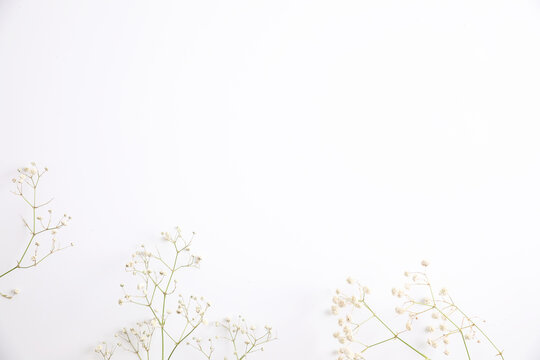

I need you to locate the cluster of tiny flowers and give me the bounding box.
[96,227,275,360]
[332,261,504,360]
[189,315,275,360]
[94,342,117,360]
[331,278,370,360]
[390,261,503,359]
[95,319,158,360]
[1,164,73,300]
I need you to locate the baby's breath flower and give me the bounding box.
[1,165,73,301]
[332,261,505,360]
[95,227,276,360]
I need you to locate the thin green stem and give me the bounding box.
[167,323,201,360]
[0,183,37,279]
[363,302,429,359]
[451,304,505,360]
[161,244,180,360]
[238,343,256,360]
[426,283,471,360]
[0,265,18,279]
[363,336,395,350]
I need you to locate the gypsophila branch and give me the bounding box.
[94,342,118,360]
[189,316,275,360]
[1,163,73,300]
[332,260,505,360]
[96,227,276,360]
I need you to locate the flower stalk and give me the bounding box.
[1,164,72,300]
[96,227,275,360]
[332,261,504,360]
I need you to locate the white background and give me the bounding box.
[1,1,539,359]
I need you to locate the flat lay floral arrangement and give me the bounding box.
[1,164,505,359]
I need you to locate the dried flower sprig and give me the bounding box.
[1,163,72,299]
[96,227,275,360]
[94,341,118,360]
[189,316,275,360]
[332,261,504,360]
[113,319,157,358]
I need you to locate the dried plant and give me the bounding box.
[1,163,72,300]
[332,261,504,360]
[187,316,274,360]
[96,227,275,360]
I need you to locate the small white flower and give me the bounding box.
[439,288,448,296]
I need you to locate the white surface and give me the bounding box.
[1,1,539,359]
